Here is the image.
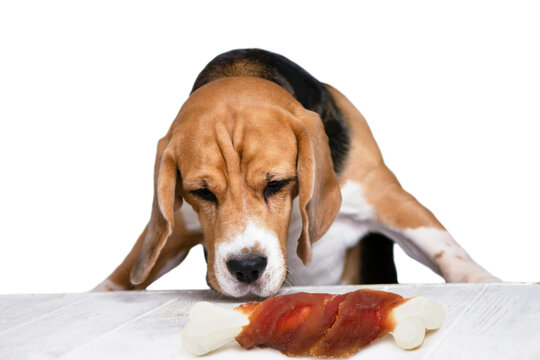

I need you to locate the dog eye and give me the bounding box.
[264,180,289,199]
[190,188,217,203]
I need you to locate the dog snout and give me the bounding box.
[226,256,267,284]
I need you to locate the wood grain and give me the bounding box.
[0,284,538,359]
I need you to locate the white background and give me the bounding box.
[1,1,539,294]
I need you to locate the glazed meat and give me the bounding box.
[182,289,445,357]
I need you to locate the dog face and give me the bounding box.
[129,77,342,297]
[179,104,299,297]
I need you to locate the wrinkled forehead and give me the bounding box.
[175,106,298,180]
[240,111,298,176]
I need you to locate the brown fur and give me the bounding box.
[96,77,341,293]
[95,67,497,294]
[326,84,444,231]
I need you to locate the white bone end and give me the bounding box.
[181,302,250,356]
[389,297,445,350]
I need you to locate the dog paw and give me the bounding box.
[467,274,501,283]
[91,279,127,292]
[453,271,501,283]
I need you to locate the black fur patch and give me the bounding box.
[191,49,350,174]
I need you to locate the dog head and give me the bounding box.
[130,77,341,297]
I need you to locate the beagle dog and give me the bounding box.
[95,49,499,297]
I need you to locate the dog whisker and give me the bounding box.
[284,266,304,287]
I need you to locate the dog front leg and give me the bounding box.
[362,166,499,283]
[93,213,203,291]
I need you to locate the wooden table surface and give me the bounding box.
[1,283,539,359]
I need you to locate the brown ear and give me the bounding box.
[130,133,182,285]
[293,109,342,265]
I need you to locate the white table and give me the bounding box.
[1,283,539,359]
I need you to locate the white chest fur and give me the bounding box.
[286,181,375,286]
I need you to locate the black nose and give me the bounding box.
[226,256,267,284]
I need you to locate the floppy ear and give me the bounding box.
[130,133,182,285]
[293,109,342,265]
